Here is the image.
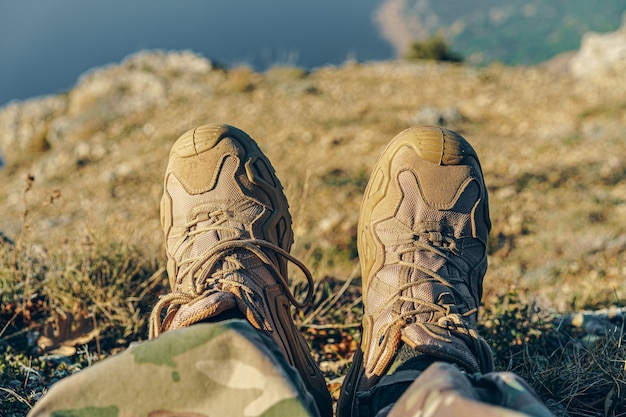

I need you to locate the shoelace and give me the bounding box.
[377,231,480,344]
[149,209,314,339]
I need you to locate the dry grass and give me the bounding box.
[0,54,625,416]
[1,172,624,417]
[0,179,167,415]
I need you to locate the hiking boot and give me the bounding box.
[150,124,332,417]
[338,126,494,417]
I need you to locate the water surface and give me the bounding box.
[0,0,391,106]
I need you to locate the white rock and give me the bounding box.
[570,14,626,79]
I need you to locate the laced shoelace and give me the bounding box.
[149,208,314,339]
[376,230,481,345]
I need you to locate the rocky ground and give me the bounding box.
[0,21,624,417]
[1,31,624,308]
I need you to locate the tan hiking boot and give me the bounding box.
[149,124,332,417]
[338,126,494,417]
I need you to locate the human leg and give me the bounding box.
[29,320,318,417]
[337,126,552,417]
[151,124,331,416]
[385,362,554,417]
[29,124,332,417]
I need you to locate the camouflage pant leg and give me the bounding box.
[28,319,319,417]
[387,362,555,417]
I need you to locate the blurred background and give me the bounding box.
[1,0,624,107]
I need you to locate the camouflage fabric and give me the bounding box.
[386,362,555,417]
[29,319,554,417]
[28,320,319,417]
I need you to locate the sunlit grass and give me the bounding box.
[1,52,625,416]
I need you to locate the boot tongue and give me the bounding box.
[169,252,276,332]
[168,291,239,330]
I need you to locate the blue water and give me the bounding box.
[0,0,392,107]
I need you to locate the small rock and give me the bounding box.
[412,105,464,127]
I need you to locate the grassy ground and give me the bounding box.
[1,228,624,416]
[0,53,625,416]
